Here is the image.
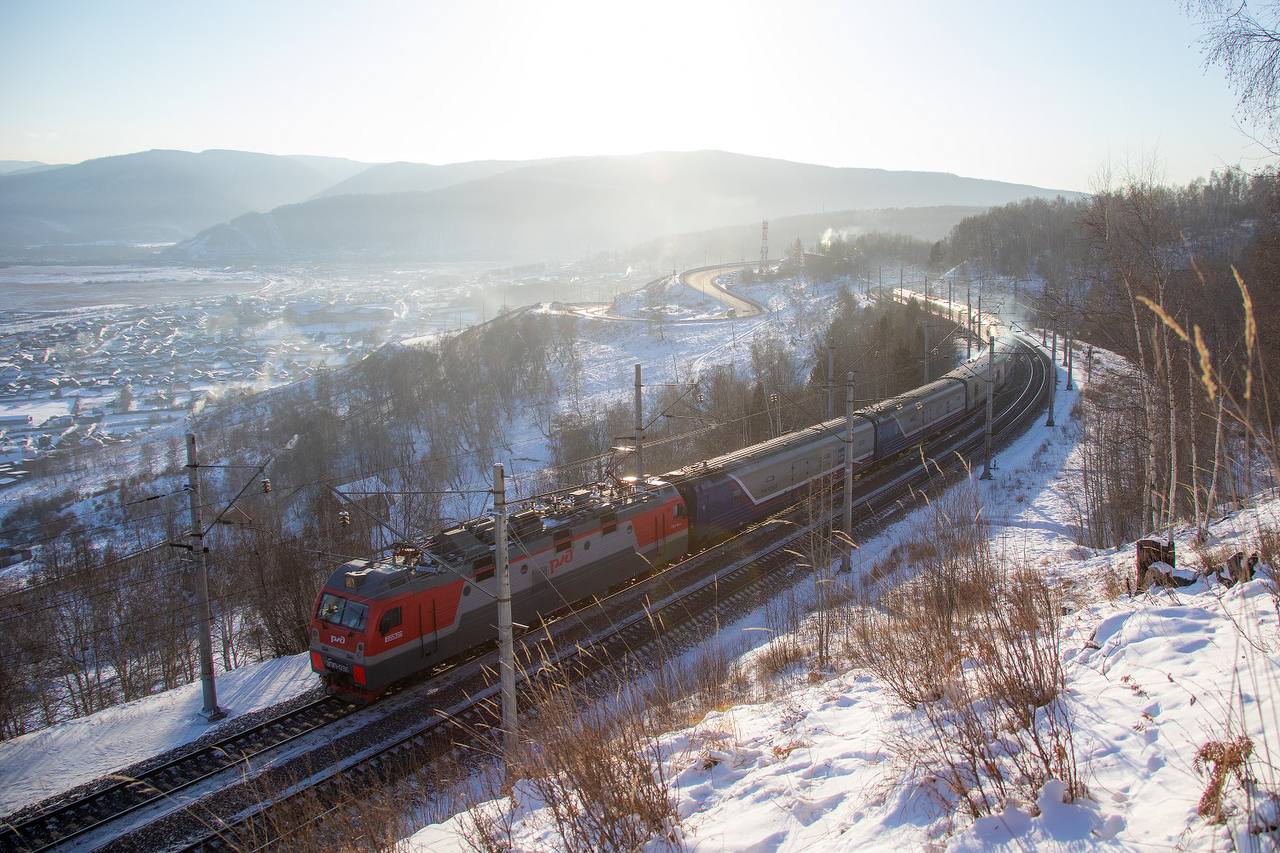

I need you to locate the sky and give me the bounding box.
[0,0,1269,192]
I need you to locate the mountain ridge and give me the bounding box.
[173,150,1080,263]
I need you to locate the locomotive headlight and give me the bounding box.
[310,627,318,642]
[356,642,364,656]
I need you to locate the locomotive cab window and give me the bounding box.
[317,593,368,631]
[674,504,686,518]
[378,607,402,634]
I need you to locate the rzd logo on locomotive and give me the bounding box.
[329,634,346,645]
[550,550,574,574]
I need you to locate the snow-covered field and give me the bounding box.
[410,345,1280,851]
[0,652,316,816]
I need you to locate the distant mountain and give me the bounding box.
[284,154,372,186]
[0,160,52,176]
[313,158,560,198]
[0,149,359,252]
[173,150,1081,264]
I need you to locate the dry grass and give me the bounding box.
[1194,735,1254,824]
[1255,521,1280,571]
[847,481,1084,819]
[1099,562,1128,600]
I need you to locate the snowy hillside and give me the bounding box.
[410,346,1280,851]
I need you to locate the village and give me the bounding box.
[0,262,622,488]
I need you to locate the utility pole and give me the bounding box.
[634,363,644,481]
[1050,329,1058,385]
[1046,336,1057,427]
[826,345,835,420]
[980,336,995,480]
[493,462,517,762]
[966,284,973,360]
[842,371,854,572]
[185,433,224,722]
[1066,334,1074,390]
[921,276,931,385]
[977,289,984,352]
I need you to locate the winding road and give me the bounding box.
[679,262,764,319]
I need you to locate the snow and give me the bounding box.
[0,398,72,426]
[609,275,728,321]
[10,272,1277,848]
[0,651,317,816]
[408,340,1280,851]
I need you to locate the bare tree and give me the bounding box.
[1187,1,1280,151]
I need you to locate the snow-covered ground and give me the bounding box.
[0,269,854,815]
[609,274,729,321]
[409,344,1280,851]
[0,651,316,816]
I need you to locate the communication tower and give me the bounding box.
[759,219,769,275]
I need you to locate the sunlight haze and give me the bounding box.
[0,0,1262,189]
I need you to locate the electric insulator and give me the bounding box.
[338,510,351,527]
[695,392,705,403]
[768,393,779,404]
[261,478,272,493]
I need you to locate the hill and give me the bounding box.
[312,158,559,198]
[0,161,51,176]
[0,149,357,253]
[173,150,1080,263]
[281,154,371,186]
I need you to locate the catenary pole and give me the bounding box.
[826,345,835,420]
[921,276,930,385]
[634,363,644,481]
[842,371,854,572]
[980,337,995,480]
[966,284,973,360]
[1050,329,1058,385]
[1066,334,1075,390]
[1046,336,1057,427]
[186,433,224,721]
[493,462,517,762]
[977,289,983,352]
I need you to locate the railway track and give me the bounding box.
[5,336,1047,852]
[0,696,358,853]
[158,336,1050,852]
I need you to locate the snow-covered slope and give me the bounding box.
[0,652,316,816]
[410,345,1280,851]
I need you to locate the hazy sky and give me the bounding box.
[0,0,1268,191]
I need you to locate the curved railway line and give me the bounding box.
[146,336,1051,853]
[1,324,1050,852]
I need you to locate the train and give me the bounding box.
[308,335,1021,700]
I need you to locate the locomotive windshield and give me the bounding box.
[316,593,368,631]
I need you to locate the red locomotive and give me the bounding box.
[310,480,688,699]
